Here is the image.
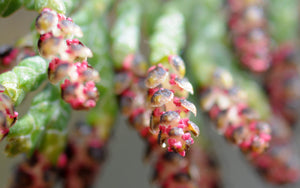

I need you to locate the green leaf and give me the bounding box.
[0,0,22,17]
[5,84,71,161]
[269,0,298,43]
[35,0,66,13]
[39,130,66,163]
[0,56,48,105]
[13,67,38,92]
[8,115,35,137]
[0,71,18,101]
[24,0,35,9]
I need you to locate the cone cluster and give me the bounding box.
[57,122,107,188]
[200,69,271,154]
[35,8,99,110]
[151,147,221,188]
[10,152,57,188]
[265,44,300,125]
[10,122,107,188]
[249,115,300,184]
[227,0,271,72]
[115,55,221,187]
[145,55,199,156]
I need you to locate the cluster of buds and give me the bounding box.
[0,86,18,140]
[115,55,220,188]
[10,152,57,188]
[249,115,300,184]
[145,55,199,156]
[139,121,221,188]
[115,54,150,131]
[265,44,300,125]
[9,122,107,188]
[57,122,107,188]
[227,0,271,72]
[200,69,271,154]
[35,8,99,110]
[151,145,222,188]
[139,118,221,188]
[0,44,35,73]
